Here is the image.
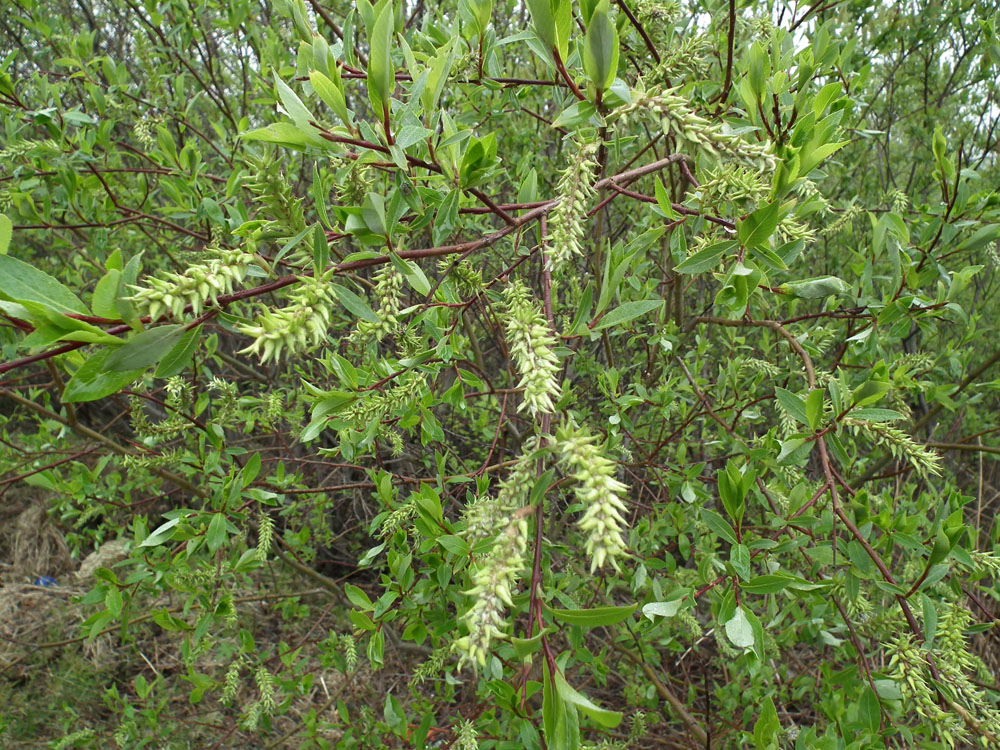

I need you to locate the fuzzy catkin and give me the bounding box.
[556,423,630,572]
[237,270,339,363]
[547,137,599,271]
[502,282,562,416]
[455,512,529,669]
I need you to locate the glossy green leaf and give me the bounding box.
[0,213,11,255]
[0,254,88,315]
[675,240,736,273]
[592,299,662,330]
[738,201,780,250]
[582,3,618,90]
[331,283,379,323]
[91,269,121,319]
[367,2,395,115]
[547,603,636,627]
[63,349,146,403]
[309,70,353,130]
[554,670,622,728]
[205,513,227,552]
[155,325,202,378]
[106,325,183,371]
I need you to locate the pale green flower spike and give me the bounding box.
[547,136,599,271]
[352,263,402,343]
[455,511,529,669]
[237,270,338,363]
[463,441,536,543]
[456,720,479,750]
[556,423,630,572]
[502,282,562,416]
[128,242,255,321]
[622,87,775,172]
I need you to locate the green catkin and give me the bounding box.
[237,270,338,363]
[556,423,631,572]
[502,282,562,416]
[455,509,530,669]
[547,136,599,271]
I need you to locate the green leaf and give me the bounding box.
[547,603,636,627]
[91,269,122,319]
[205,513,227,552]
[551,100,598,129]
[738,202,780,250]
[0,254,88,315]
[641,589,691,620]
[63,349,145,403]
[367,2,395,115]
[241,122,314,148]
[526,0,556,49]
[555,670,622,728]
[0,213,11,255]
[106,325,184,371]
[777,437,813,464]
[105,586,123,618]
[345,583,374,611]
[592,299,662,330]
[511,627,556,658]
[139,517,181,548]
[155,325,202,378]
[724,607,755,649]
[775,387,808,426]
[330,283,380,323]
[309,70,353,130]
[752,696,780,749]
[858,686,881,733]
[675,240,736,273]
[805,388,824,430]
[653,177,678,219]
[799,140,849,174]
[701,508,738,546]
[543,663,580,750]
[782,275,850,298]
[956,223,1000,253]
[151,609,192,631]
[741,574,794,595]
[274,75,315,130]
[437,534,469,556]
[313,224,329,274]
[852,380,890,407]
[582,3,618,90]
[388,253,431,295]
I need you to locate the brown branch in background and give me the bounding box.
[617,0,660,64]
[552,49,587,101]
[718,0,737,106]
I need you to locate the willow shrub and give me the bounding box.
[2,0,1000,748]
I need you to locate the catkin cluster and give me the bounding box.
[128,244,255,321]
[352,264,403,343]
[455,511,529,668]
[463,443,536,543]
[622,87,775,171]
[547,136,599,270]
[556,423,630,572]
[237,270,338,363]
[502,282,562,416]
[843,417,941,479]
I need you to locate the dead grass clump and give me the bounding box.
[8,504,72,583]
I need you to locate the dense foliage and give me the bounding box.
[2,0,1000,747]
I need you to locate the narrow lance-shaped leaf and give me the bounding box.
[525,0,556,50]
[582,2,618,91]
[367,2,395,117]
